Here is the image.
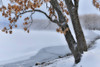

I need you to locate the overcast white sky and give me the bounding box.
[79,0,100,15]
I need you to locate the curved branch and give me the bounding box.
[15,9,59,26]
[34,9,55,22]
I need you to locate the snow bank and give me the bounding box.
[0,29,67,65]
[76,39,100,67]
[44,57,74,67]
[42,34,100,67]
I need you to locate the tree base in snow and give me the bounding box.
[75,57,81,64]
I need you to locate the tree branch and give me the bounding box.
[50,0,66,23]
[15,9,59,26]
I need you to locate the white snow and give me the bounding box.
[41,30,100,67]
[0,23,99,66]
[0,15,100,66]
[44,57,75,67]
[76,39,100,67]
[0,29,67,65]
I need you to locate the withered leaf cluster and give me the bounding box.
[0,0,70,34]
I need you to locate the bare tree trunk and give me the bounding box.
[70,9,87,53]
[62,24,81,64]
[65,0,87,53]
[50,0,82,63]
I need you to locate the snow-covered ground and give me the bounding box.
[42,31,100,67]
[0,19,99,67]
[0,15,100,67]
[0,28,100,67]
[0,30,68,65]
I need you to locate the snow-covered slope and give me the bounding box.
[0,15,100,66]
[0,29,67,65]
[44,36,100,67]
[0,29,99,67]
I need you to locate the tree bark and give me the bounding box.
[62,24,81,64]
[50,0,82,63]
[65,0,87,53]
[70,9,87,53]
